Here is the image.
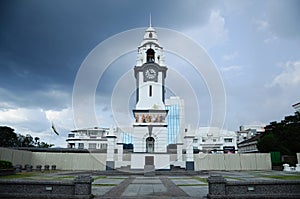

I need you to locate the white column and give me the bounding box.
[184,135,195,171]
[106,127,116,170]
[117,143,123,162]
[177,143,183,162]
[185,136,194,162]
[106,136,116,162]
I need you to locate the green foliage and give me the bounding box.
[257,112,300,155]
[0,126,53,148]
[0,160,13,169]
[0,127,18,147]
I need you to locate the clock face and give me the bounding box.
[144,68,157,81]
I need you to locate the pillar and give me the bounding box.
[184,135,195,170]
[106,127,116,170]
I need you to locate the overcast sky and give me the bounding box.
[0,0,299,147]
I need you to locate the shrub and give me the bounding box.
[0,160,13,169]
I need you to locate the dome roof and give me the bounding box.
[140,25,160,46]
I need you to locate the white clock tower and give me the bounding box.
[132,24,168,154]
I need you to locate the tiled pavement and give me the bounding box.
[91,170,300,199]
[93,176,207,198]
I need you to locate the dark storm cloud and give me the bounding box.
[0,0,217,107]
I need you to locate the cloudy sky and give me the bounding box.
[0,0,299,147]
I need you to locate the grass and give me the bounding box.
[0,172,36,179]
[177,184,207,186]
[223,176,242,181]
[93,176,107,180]
[93,184,116,186]
[192,176,208,184]
[259,174,300,180]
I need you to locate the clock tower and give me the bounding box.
[132,24,168,153]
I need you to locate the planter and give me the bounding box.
[0,168,16,176]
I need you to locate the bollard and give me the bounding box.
[15,164,22,173]
[44,165,50,171]
[283,163,290,171]
[51,165,56,170]
[36,165,42,171]
[25,165,32,172]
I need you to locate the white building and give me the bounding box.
[293,102,300,113]
[236,124,265,144]
[66,127,109,150]
[192,127,237,154]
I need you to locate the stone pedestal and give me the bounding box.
[207,175,226,196]
[74,175,94,196]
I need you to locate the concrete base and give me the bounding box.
[186,161,194,171]
[106,161,115,171]
[131,153,170,170]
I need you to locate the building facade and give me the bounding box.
[293,102,300,113]
[66,127,109,150]
[236,124,265,144]
[192,127,237,153]
[165,96,185,144]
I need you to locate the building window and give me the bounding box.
[88,143,96,149]
[78,143,84,149]
[224,138,233,143]
[193,139,198,143]
[149,85,152,97]
[213,138,217,142]
[68,134,75,138]
[202,139,206,142]
[146,48,155,62]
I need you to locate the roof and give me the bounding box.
[238,134,262,146]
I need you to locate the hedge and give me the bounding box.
[0,160,13,169]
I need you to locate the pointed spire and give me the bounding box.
[149,12,152,27]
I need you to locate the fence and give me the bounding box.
[1,147,273,171]
[194,153,272,170]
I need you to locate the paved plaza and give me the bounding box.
[1,170,299,199]
[89,170,300,199]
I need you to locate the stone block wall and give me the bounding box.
[0,175,93,199]
[207,175,300,199]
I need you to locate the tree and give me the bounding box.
[0,126,53,148]
[0,126,18,147]
[257,112,300,155]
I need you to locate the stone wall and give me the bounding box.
[207,175,300,199]
[194,153,271,171]
[0,175,93,199]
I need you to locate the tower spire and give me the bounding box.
[149,13,152,27]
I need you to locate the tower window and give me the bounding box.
[149,32,153,38]
[146,49,155,62]
[149,85,152,97]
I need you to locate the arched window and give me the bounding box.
[146,49,155,63]
[146,137,155,153]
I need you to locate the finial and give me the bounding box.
[149,12,152,27]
